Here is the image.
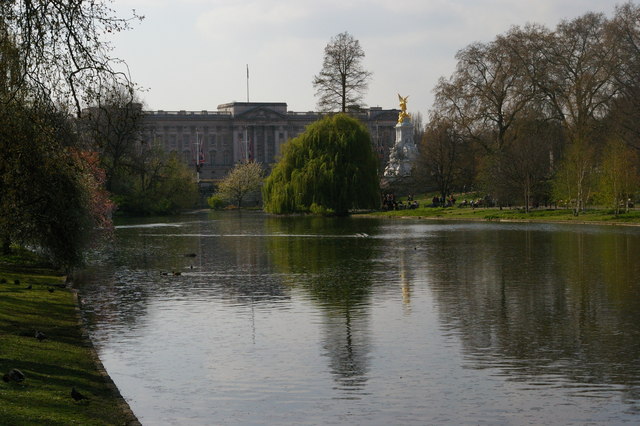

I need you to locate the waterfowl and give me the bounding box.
[71,387,88,401]
[2,369,25,383]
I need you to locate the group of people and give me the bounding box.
[382,193,419,210]
[458,195,496,208]
[457,199,481,208]
[431,195,456,207]
[381,192,505,210]
[428,194,497,209]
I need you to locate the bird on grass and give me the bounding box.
[26,284,32,290]
[48,287,55,293]
[2,369,25,383]
[71,387,88,401]
[14,279,20,285]
[35,330,47,341]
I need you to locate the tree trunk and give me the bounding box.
[2,236,11,255]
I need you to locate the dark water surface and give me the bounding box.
[77,211,640,425]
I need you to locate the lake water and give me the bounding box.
[76,211,640,425]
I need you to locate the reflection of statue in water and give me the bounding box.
[397,94,410,124]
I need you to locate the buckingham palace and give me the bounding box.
[140,101,400,179]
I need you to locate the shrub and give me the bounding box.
[207,194,226,210]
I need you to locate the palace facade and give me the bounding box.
[141,102,400,180]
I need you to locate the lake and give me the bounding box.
[76,211,640,425]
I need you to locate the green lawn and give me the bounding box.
[0,250,138,425]
[369,203,640,225]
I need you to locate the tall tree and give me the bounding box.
[79,85,144,191]
[263,114,379,215]
[539,13,619,145]
[1,20,113,266]
[552,142,596,215]
[313,32,372,112]
[417,119,471,201]
[499,116,560,211]
[597,138,639,215]
[433,33,539,155]
[544,13,618,214]
[605,2,640,150]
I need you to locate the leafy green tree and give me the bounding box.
[0,22,112,267]
[118,149,199,215]
[0,101,109,268]
[216,161,264,208]
[80,87,200,216]
[552,142,596,215]
[313,32,373,112]
[263,114,379,215]
[596,138,639,215]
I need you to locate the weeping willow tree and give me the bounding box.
[263,114,379,215]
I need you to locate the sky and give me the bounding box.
[109,0,624,117]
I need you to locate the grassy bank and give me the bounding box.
[0,250,138,425]
[370,204,640,225]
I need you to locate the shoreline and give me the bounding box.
[0,260,140,425]
[366,213,640,227]
[360,205,640,227]
[70,281,141,425]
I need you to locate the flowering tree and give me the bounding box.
[217,161,264,208]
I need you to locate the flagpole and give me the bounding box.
[246,64,250,102]
[195,128,200,183]
[244,127,248,163]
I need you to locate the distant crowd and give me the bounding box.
[381,193,500,210]
[431,194,496,208]
[382,193,419,210]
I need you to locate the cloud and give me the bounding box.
[111,0,623,115]
[195,1,314,42]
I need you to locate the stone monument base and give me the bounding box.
[380,174,420,198]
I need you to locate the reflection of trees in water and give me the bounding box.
[266,215,382,395]
[79,213,289,332]
[195,212,290,304]
[75,266,152,336]
[426,227,640,394]
[322,302,370,394]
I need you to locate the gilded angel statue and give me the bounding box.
[397,94,410,124]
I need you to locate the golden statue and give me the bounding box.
[397,94,410,124]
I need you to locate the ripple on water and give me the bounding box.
[78,212,640,425]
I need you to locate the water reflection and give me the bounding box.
[423,225,640,399]
[265,216,380,395]
[77,214,640,424]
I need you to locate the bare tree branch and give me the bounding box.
[313,32,372,112]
